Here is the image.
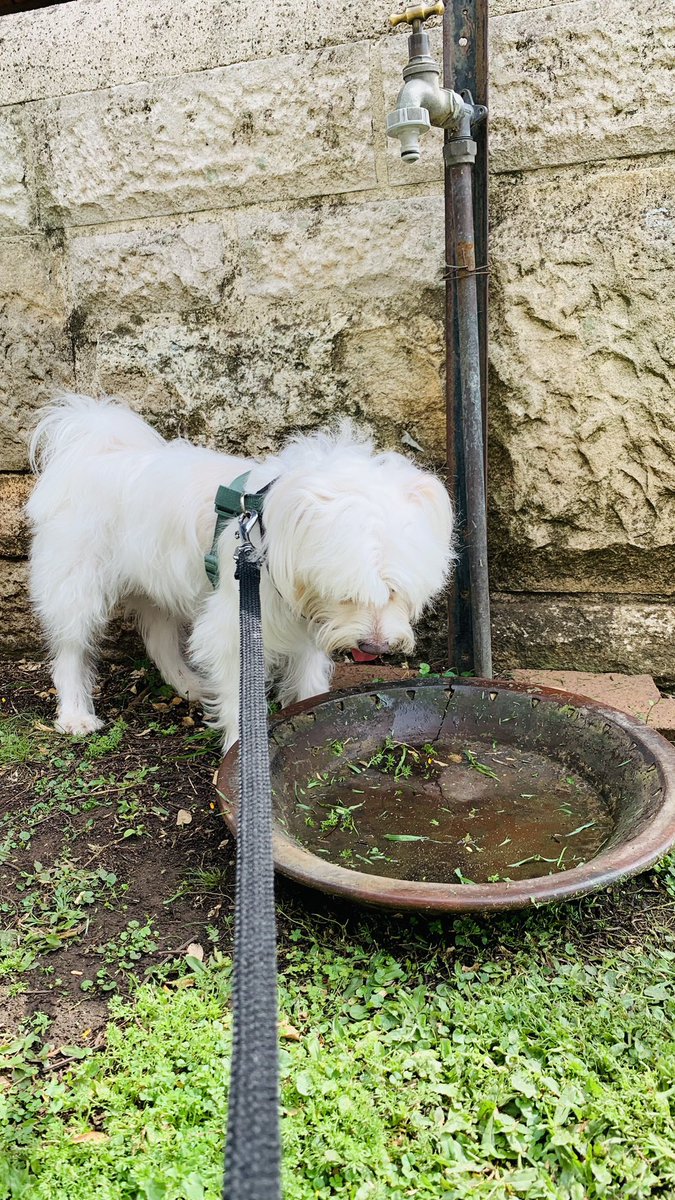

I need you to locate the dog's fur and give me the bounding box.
[27,395,455,748]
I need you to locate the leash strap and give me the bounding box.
[223,518,282,1200]
[205,474,274,589]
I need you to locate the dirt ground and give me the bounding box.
[0,655,235,1046]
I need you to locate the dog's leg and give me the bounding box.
[29,539,109,735]
[52,644,103,735]
[130,600,204,703]
[188,591,240,751]
[278,645,334,708]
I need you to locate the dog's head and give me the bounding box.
[263,430,454,657]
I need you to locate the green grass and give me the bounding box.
[0,718,38,766]
[1,935,675,1199]
[2,689,675,1198]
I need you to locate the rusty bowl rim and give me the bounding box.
[215,678,675,912]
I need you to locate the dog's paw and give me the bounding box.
[55,713,104,735]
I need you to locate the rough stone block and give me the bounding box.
[490,0,561,15]
[233,195,445,307]
[66,221,236,324]
[0,0,435,106]
[37,44,377,226]
[0,238,73,471]
[0,0,291,107]
[488,158,675,594]
[80,306,445,462]
[0,476,33,558]
[490,0,675,172]
[0,109,32,233]
[67,197,447,460]
[492,594,675,676]
[0,560,40,657]
[0,0,544,112]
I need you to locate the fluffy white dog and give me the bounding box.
[27,395,454,749]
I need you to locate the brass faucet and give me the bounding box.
[386,1,467,162]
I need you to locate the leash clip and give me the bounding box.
[237,509,259,545]
[234,510,262,574]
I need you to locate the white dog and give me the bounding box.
[27,395,454,749]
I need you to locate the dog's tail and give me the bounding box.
[29,393,164,474]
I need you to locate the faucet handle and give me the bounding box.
[389,1,444,28]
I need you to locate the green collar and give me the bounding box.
[204,472,273,588]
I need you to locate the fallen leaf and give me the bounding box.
[176,809,192,827]
[34,721,55,733]
[152,702,169,712]
[448,753,463,764]
[171,695,183,706]
[182,716,195,727]
[186,942,204,962]
[70,1131,109,1145]
[279,1021,301,1042]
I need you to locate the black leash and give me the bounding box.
[223,511,282,1200]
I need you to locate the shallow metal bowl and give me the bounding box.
[215,679,675,912]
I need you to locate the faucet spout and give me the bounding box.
[386,26,465,162]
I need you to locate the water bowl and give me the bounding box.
[215,679,675,912]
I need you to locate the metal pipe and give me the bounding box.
[442,7,473,673]
[449,158,493,676]
[442,0,492,678]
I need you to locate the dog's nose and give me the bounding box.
[357,640,390,656]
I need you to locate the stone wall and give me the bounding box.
[0,0,673,671]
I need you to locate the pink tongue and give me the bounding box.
[351,647,379,663]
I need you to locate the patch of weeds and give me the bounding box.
[79,967,117,995]
[653,852,675,898]
[172,728,222,762]
[164,867,231,905]
[0,719,35,765]
[0,861,123,980]
[96,919,159,971]
[142,720,181,736]
[81,718,127,760]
